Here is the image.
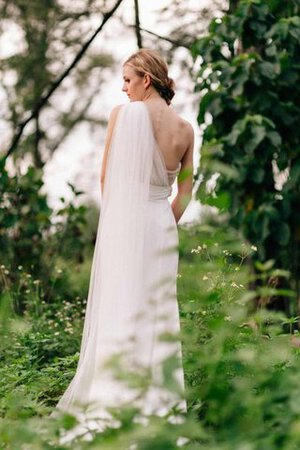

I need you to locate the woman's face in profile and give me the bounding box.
[122,64,146,102]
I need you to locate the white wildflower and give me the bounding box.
[224,316,232,322]
[191,245,204,254]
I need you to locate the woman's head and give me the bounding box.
[122,48,175,105]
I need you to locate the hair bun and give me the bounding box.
[166,77,175,91]
[160,77,175,105]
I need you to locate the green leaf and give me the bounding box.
[201,141,224,159]
[205,191,231,211]
[258,61,279,79]
[209,161,239,180]
[254,260,275,271]
[198,92,223,123]
[245,125,266,153]
[267,131,282,148]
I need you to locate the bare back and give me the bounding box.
[101,100,194,203]
[144,99,194,172]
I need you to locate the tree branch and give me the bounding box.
[33,114,44,168]
[129,25,191,49]
[3,0,124,160]
[133,0,143,48]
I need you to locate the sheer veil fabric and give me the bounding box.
[53,101,186,438]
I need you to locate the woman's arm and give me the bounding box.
[100,105,123,196]
[171,123,194,224]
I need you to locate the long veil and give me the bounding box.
[56,102,157,415]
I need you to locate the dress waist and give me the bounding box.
[149,184,171,200]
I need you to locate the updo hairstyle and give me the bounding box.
[123,48,175,105]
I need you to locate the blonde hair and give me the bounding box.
[123,48,175,105]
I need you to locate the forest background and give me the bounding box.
[1,0,300,448]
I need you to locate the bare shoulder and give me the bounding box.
[183,118,194,138]
[106,104,124,134]
[178,116,194,150]
[109,104,123,120]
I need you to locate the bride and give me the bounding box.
[53,48,194,440]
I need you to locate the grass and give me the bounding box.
[1,223,300,449]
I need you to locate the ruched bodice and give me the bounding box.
[149,163,181,200]
[166,162,182,185]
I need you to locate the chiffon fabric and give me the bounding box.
[54,101,186,439]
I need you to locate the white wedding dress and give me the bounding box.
[53,101,186,440]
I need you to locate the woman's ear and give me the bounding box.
[144,73,151,89]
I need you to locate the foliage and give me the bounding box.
[1,224,300,449]
[2,2,300,447]
[150,0,224,58]
[0,159,51,264]
[192,0,300,311]
[0,159,91,313]
[179,223,300,449]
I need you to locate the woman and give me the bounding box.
[54,48,194,441]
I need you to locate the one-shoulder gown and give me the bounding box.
[53,101,186,439]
